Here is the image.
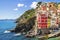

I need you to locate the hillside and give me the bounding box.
[14,9,36,33]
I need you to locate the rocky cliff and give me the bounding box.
[11,2,43,33]
[12,9,36,33]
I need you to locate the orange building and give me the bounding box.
[48,2,57,14]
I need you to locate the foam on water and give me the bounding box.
[4,30,10,33]
[14,33,21,36]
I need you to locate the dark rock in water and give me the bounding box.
[25,35,35,38]
[10,30,15,32]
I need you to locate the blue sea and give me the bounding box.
[0,20,34,40]
[0,20,59,40]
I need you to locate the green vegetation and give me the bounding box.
[16,9,35,23]
[14,8,36,33]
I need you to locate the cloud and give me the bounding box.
[25,5,27,7]
[30,2,38,9]
[13,3,26,11]
[17,3,24,7]
[13,8,18,11]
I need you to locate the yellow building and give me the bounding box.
[58,4,60,9]
[57,4,60,24]
[47,18,51,28]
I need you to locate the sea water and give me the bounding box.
[0,20,26,40]
[0,20,59,40]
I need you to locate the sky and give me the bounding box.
[0,0,60,19]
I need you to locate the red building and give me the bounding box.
[37,13,48,29]
[37,4,48,29]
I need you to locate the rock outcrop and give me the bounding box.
[11,9,36,34]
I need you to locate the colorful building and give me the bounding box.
[37,3,49,29]
[58,4,60,10]
[57,4,60,24]
[37,2,59,30]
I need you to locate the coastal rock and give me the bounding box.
[13,2,42,33]
[11,8,36,34]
